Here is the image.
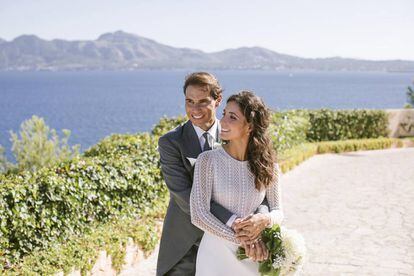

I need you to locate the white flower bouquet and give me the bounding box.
[236,225,306,276]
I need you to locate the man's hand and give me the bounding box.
[243,240,269,262]
[234,214,270,245]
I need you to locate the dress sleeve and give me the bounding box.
[190,152,238,244]
[265,164,284,226]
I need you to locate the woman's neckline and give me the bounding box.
[220,146,248,163]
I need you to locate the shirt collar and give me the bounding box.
[192,119,219,140]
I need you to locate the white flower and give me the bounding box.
[279,227,307,275]
[272,255,285,269]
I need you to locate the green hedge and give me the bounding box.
[316,138,402,154]
[306,109,389,141]
[0,133,166,269]
[278,143,318,173]
[149,110,390,151]
[279,138,403,173]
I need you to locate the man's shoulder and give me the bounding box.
[158,121,188,144]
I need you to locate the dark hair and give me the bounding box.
[183,72,223,100]
[227,91,277,190]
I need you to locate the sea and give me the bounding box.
[0,70,412,160]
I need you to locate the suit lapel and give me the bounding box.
[182,120,202,159]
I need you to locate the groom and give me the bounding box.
[156,72,269,276]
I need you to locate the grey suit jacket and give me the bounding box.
[156,120,234,275]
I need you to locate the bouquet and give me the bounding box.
[236,225,306,276]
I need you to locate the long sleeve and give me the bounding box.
[265,164,284,226]
[190,152,238,244]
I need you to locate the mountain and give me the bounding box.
[0,30,413,72]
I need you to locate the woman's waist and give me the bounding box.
[202,232,239,251]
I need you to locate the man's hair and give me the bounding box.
[183,72,223,100]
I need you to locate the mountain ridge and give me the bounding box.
[1,30,413,72]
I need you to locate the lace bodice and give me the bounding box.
[190,147,283,244]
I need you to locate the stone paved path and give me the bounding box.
[283,148,414,275]
[137,148,414,275]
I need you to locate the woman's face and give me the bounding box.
[220,101,251,141]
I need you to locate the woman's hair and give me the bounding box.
[227,91,277,190]
[183,72,223,100]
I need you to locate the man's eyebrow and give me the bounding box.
[185,97,210,102]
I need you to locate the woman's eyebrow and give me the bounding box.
[229,111,239,118]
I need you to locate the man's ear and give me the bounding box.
[215,95,222,107]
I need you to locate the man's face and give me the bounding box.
[185,85,221,131]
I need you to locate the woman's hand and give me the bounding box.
[243,240,269,262]
[234,213,270,245]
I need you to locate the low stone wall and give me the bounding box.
[55,238,159,276]
[386,109,414,137]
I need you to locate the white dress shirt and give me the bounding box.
[192,119,218,151]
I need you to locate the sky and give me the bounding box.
[0,0,413,60]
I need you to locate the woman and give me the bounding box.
[190,91,284,275]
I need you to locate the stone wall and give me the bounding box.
[386,109,414,138]
[55,238,158,276]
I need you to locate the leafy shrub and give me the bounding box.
[3,204,166,275]
[0,133,166,268]
[151,115,187,137]
[306,109,389,141]
[269,110,310,153]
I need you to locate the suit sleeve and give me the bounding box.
[158,135,193,215]
[158,135,234,223]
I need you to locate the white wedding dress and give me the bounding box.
[190,147,284,276]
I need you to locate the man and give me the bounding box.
[156,72,269,276]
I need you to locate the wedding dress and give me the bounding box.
[190,147,283,276]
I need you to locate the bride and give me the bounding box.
[190,91,284,275]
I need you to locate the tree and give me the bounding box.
[0,145,10,174]
[10,115,80,172]
[407,85,414,106]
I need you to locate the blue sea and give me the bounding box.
[0,70,412,160]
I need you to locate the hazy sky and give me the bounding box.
[1,0,413,60]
